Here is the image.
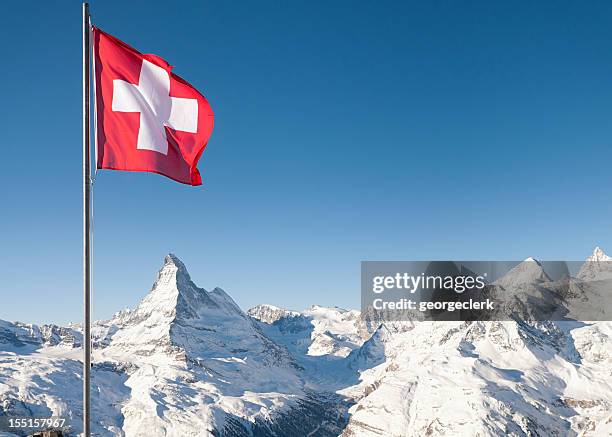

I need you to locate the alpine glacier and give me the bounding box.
[1,250,611,436]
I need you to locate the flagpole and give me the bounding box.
[82,2,92,437]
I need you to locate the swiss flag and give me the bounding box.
[93,27,214,185]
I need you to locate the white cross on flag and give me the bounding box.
[93,27,214,185]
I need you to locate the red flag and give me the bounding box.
[93,27,214,185]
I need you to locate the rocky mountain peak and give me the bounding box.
[248,304,301,324]
[163,252,187,269]
[494,257,551,288]
[157,253,191,283]
[577,246,612,281]
[135,254,230,322]
[588,246,611,262]
[347,323,390,370]
[97,255,294,367]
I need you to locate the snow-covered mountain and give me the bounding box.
[578,246,612,281]
[1,250,612,436]
[493,257,552,288]
[0,255,347,437]
[247,304,301,324]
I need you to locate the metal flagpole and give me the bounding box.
[82,2,92,437]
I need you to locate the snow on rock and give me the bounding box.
[302,305,366,357]
[0,321,80,351]
[247,304,301,324]
[577,246,612,281]
[494,257,552,288]
[249,303,368,359]
[340,320,612,436]
[346,324,390,371]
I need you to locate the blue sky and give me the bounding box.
[1,1,611,325]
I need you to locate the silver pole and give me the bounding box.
[82,3,92,437]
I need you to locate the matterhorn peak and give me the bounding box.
[151,253,196,293]
[129,253,227,325]
[143,256,250,322]
[85,254,301,379]
[164,252,183,264]
[162,253,189,275]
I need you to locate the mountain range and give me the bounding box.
[1,250,611,436]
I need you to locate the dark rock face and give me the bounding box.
[216,393,351,437]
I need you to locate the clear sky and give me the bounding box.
[1,1,611,325]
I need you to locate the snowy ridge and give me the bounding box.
[247,304,301,324]
[1,248,612,436]
[0,320,81,351]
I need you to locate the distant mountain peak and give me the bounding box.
[307,304,351,314]
[588,246,611,262]
[577,246,612,281]
[494,257,551,288]
[248,304,301,324]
